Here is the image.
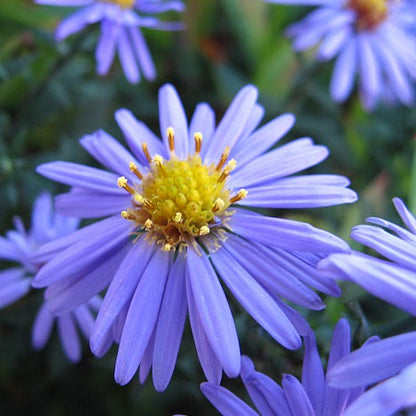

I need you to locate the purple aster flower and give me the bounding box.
[33,83,357,391]
[326,334,416,416]
[34,0,185,83]
[0,192,101,362]
[320,198,416,316]
[202,318,380,415]
[32,293,103,363]
[266,0,416,110]
[319,198,416,415]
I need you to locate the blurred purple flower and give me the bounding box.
[320,198,416,316]
[326,333,416,416]
[35,0,185,83]
[0,192,100,362]
[267,0,416,110]
[202,319,380,416]
[319,197,416,415]
[34,83,356,390]
[32,292,102,363]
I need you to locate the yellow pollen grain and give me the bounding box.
[134,194,144,204]
[174,212,183,223]
[117,176,127,187]
[199,226,210,236]
[163,243,172,252]
[144,219,154,229]
[154,154,164,165]
[227,159,237,172]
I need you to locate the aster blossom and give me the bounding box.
[34,83,356,391]
[202,319,379,416]
[34,0,185,83]
[319,198,416,415]
[266,0,416,110]
[0,192,101,362]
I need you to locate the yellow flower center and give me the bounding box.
[118,128,247,252]
[102,0,135,9]
[347,0,388,30]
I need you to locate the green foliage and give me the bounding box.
[1,0,416,415]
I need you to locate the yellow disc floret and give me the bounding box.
[103,0,135,9]
[140,154,231,242]
[347,0,388,30]
[118,128,248,252]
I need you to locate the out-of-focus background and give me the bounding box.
[1,0,416,414]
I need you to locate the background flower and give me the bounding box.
[34,83,356,391]
[0,192,79,308]
[0,192,101,362]
[202,318,379,416]
[266,0,416,110]
[34,0,185,83]
[319,198,416,415]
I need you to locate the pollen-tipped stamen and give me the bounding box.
[153,155,167,177]
[142,143,152,163]
[218,159,236,183]
[230,189,248,204]
[121,210,136,220]
[215,146,230,172]
[133,194,155,210]
[134,193,144,204]
[194,132,203,154]
[167,127,175,154]
[117,176,135,195]
[143,200,155,210]
[213,198,225,213]
[129,162,143,179]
